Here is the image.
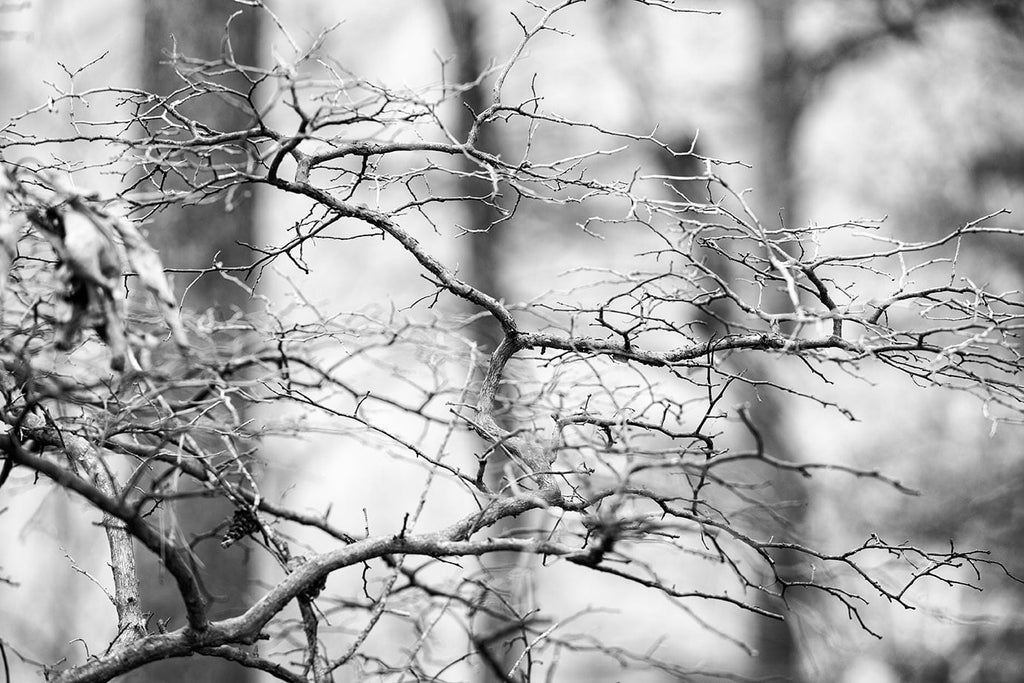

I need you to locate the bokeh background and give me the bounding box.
[2,2,1024,681]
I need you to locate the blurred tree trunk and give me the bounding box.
[748,3,808,680]
[141,0,260,313]
[440,0,506,349]
[131,2,261,682]
[755,2,803,222]
[439,2,527,681]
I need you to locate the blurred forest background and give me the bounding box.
[2,1,1024,681]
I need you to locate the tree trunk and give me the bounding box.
[140,0,261,313]
[132,2,261,681]
[749,3,808,680]
[439,3,527,681]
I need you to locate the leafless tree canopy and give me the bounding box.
[1,2,1023,682]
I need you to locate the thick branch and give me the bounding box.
[0,419,209,632]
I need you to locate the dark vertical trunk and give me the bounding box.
[141,0,260,313]
[755,2,802,226]
[439,2,525,681]
[440,0,507,348]
[133,2,260,681]
[749,3,808,680]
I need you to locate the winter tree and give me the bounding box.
[1,2,1022,681]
